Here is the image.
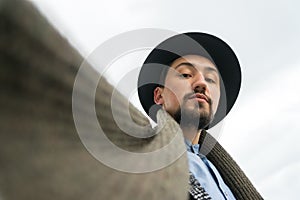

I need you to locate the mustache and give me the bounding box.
[183,91,212,106]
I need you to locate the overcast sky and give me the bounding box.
[32,0,300,199]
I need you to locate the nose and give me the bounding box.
[192,71,208,92]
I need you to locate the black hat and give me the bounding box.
[137,32,241,128]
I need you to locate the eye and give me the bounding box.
[205,77,216,84]
[180,73,192,78]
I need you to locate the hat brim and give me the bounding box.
[138,32,241,129]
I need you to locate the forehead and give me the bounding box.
[170,54,218,72]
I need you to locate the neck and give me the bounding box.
[181,125,202,145]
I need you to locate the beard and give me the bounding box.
[173,94,213,130]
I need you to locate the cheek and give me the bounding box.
[210,87,221,114]
[165,78,183,94]
[163,81,189,108]
[163,88,181,108]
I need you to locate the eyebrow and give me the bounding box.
[174,62,218,74]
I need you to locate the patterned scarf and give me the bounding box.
[189,172,212,200]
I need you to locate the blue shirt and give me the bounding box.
[185,139,236,200]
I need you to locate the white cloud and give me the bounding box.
[259,161,300,200]
[219,62,300,197]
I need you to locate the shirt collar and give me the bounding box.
[184,138,200,154]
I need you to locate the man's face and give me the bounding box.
[153,55,221,129]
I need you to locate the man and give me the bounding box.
[138,33,262,199]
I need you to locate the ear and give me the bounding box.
[153,87,164,105]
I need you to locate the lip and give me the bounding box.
[189,93,209,103]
